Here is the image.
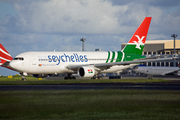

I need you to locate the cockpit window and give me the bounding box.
[13,57,24,60]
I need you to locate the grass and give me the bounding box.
[0,90,180,120]
[0,76,179,119]
[0,76,168,85]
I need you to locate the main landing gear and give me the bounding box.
[64,74,76,80]
[91,75,103,79]
[147,75,153,79]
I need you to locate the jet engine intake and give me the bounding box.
[78,66,97,77]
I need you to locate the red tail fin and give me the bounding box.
[122,17,152,55]
[0,43,13,65]
[128,17,152,44]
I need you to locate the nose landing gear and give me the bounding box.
[20,72,27,81]
[91,75,103,79]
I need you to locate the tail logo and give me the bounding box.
[133,35,145,50]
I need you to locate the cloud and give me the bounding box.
[0,0,180,76]
[8,0,124,34]
[1,0,179,55]
[2,0,179,36]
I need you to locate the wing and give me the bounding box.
[67,56,177,72]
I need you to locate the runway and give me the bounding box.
[1,82,180,91]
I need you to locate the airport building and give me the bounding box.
[121,40,180,67]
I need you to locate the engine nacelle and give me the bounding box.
[33,74,48,78]
[78,66,97,77]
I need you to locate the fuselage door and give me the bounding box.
[32,56,37,65]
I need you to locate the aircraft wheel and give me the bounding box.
[64,76,76,80]
[98,77,102,79]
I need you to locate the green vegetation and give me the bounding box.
[0,75,168,85]
[0,90,180,120]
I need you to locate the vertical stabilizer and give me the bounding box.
[121,17,152,55]
[0,43,13,65]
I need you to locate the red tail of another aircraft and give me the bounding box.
[0,43,13,66]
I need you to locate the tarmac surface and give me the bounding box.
[1,82,180,91]
[47,75,180,81]
[1,75,180,91]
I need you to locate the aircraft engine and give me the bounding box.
[33,74,48,78]
[78,66,97,77]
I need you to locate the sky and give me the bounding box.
[0,0,180,76]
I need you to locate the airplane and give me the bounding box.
[132,65,179,79]
[0,17,176,80]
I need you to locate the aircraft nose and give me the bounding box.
[9,60,21,71]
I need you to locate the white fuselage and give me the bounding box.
[10,51,135,75]
[133,66,179,75]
